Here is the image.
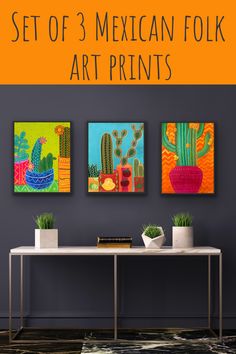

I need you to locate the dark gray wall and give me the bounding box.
[0,85,235,329]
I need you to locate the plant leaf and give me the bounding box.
[127,148,136,158]
[20,131,26,139]
[134,131,142,140]
[114,148,122,158]
[112,130,118,138]
[21,144,30,150]
[121,130,127,138]
[121,157,128,165]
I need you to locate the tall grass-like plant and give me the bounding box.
[172,213,193,227]
[35,213,55,229]
[142,224,163,239]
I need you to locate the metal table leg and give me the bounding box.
[208,255,211,329]
[9,253,12,343]
[114,255,117,340]
[219,253,222,341]
[20,255,24,328]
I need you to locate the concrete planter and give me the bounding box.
[172,226,193,248]
[142,227,165,249]
[35,229,58,248]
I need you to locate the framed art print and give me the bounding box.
[14,122,71,193]
[161,122,215,194]
[88,122,145,193]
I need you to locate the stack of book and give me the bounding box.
[97,236,132,248]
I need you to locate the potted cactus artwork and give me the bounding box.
[134,158,144,192]
[88,164,100,192]
[55,125,71,192]
[88,122,145,193]
[99,133,119,192]
[162,122,214,194]
[14,122,71,193]
[26,137,56,190]
[113,124,144,192]
[14,131,30,185]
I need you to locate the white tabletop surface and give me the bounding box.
[10,246,221,256]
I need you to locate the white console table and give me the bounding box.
[9,246,222,343]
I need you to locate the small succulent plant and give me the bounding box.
[142,224,163,239]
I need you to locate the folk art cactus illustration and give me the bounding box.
[55,125,71,192]
[112,124,144,192]
[88,122,145,193]
[101,133,114,174]
[99,132,119,192]
[134,158,144,192]
[14,131,30,185]
[26,137,56,190]
[14,122,71,193]
[162,122,214,194]
[88,164,100,192]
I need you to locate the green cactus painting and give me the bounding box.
[88,122,145,193]
[113,124,144,166]
[14,122,71,193]
[31,137,46,173]
[101,133,114,174]
[14,131,29,163]
[134,158,144,192]
[162,122,211,166]
[162,122,214,194]
[14,131,30,186]
[88,164,100,178]
[39,153,57,173]
[134,158,144,177]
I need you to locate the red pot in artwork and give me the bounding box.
[99,171,119,192]
[116,164,133,192]
[169,166,203,194]
[14,160,29,185]
[134,177,144,192]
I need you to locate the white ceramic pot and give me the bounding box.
[142,227,165,249]
[172,226,193,248]
[35,229,58,248]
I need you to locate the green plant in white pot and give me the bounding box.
[172,213,193,248]
[35,213,58,248]
[142,224,165,248]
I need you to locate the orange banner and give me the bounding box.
[0,1,235,84]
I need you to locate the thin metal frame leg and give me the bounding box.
[9,253,12,343]
[20,255,24,328]
[219,253,222,341]
[208,255,211,329]
[114,255,117,340]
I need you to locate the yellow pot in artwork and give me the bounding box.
[101,178,116,191]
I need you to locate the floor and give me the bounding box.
[0,328,236,353]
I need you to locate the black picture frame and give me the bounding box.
[87,121,147,195]
[13,120,72,194]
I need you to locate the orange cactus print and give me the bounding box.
[162,122,214,194]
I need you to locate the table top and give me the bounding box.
[10,246,221,256]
